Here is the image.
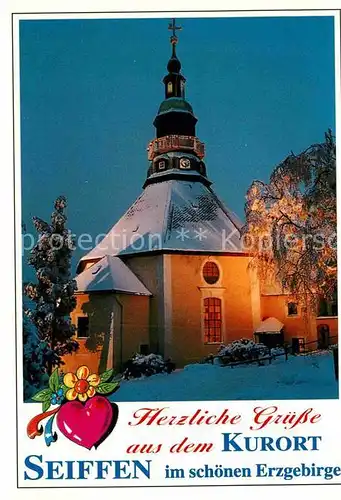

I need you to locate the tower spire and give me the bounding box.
[144,19,207,188]
[164,18,184,97]
[168,18,182,57]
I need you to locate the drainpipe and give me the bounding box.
[114,296,124,373]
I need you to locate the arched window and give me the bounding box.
[167,82,173,94]
[203,261,220,284]
[203,297,222,343]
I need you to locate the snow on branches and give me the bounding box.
[23,196,78,374]
[242,130,336,307]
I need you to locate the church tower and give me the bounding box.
[145,19,208,187]
[76,19,243,269]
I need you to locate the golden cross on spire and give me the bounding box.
[168,18,182,45]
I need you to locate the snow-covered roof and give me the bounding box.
[78,178,244,268]
[146,167,205,183]
[75,255,151,295]
[255,317,284,334]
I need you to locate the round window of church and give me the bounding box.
[203,261,220,284]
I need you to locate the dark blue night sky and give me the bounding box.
[20,16,335,277]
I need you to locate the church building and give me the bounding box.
[63,21,338,374]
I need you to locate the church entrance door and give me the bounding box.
[317,324,330,349]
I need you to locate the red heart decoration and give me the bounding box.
[56,395,115,449]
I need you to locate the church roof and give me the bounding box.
[75,255,152,295]
[78,178,245,269]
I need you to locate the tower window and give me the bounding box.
[77,316,89,338]
[180,80,185,96]
[167,82,173,94]
[203,261,220,284]
[159,160,166,171]
[204,297,222,344]
[287,302,298,316]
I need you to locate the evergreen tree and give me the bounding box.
[24,196,78,375]
[23,311,50,400]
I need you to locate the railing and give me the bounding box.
[209,338,338,376]
[296,335,338,354]
[147,135,205,160]
[213,345,290,368]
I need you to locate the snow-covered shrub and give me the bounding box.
[200,354,215,364]
[270,346,286,357]
[216,338,270,364]
[23,313,50,400]
[123,353,176,379]
[329,344,338,350]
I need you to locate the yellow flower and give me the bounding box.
[63,365,100,402]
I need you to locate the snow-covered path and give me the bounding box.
[111,352,338,402]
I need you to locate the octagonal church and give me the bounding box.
[63,21,338,373]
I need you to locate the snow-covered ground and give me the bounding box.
[111,351,338,402]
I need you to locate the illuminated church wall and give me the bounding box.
[166,254,257,365]
[66,291,150,374]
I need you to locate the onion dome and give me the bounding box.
[157,97,194,116]
[167,47,181,74]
